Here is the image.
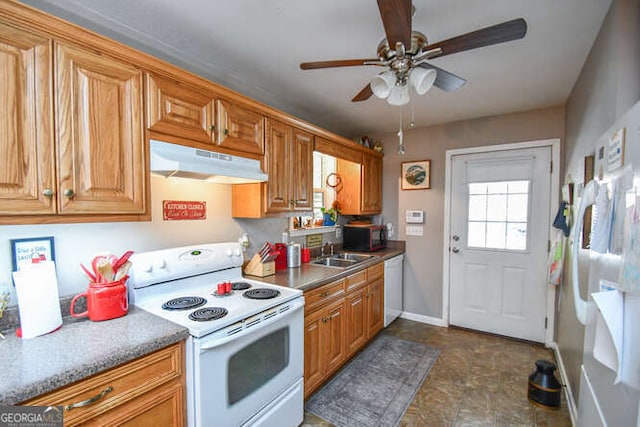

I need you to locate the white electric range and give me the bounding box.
[128,242,304,427]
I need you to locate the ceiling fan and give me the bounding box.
[300,0,527,106]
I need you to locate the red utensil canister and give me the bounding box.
[301,248,311,263]
[275,243,288,270]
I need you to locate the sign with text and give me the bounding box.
[163,200,207,221]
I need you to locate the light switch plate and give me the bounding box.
[406,226,424,236]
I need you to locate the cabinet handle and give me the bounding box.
[63,189,75,198]
[64,386,113,411]
[42,189,54,198]
[320,291,329,297]
[223,128,229,136]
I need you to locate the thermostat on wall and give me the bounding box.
[405,210,424,224]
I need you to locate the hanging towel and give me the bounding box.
[553,201,571,237]
[547,229,565,286]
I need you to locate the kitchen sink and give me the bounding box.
[310,253,376,269]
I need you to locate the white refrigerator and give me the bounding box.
[573,101,640,426]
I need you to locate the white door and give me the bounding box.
[449,146,551,342]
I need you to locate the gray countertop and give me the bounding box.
[0,307,188,405]
[246,243,405,292]
[1,242,403,406]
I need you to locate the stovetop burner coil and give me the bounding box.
[243,288,281,300]
[189,307,228,322]
[162,296,207,310]
[231,282,252,290]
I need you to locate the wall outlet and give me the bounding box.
[406,226,424,236]
[335,227,342,239]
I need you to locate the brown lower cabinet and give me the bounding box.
[304,262,385,398]
[23,342,186,426]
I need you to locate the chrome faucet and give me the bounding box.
[321,242,334,257]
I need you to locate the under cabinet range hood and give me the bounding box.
[150,140,268,184]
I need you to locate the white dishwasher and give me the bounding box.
[384,254,404,327]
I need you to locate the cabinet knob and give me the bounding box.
[63,189,75,198]
[42,188,54,198]
[322,317,328,323]
[223,128,229,136]
[320,291,329,297]
[210,124,215,132]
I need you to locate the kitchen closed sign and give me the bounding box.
[163,200,206,220]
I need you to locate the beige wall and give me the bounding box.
[375,106,564,320]
[560,0,640,405]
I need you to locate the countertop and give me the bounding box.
[1,242,403,406]
[246,243,405,292]
[0,307,188,405]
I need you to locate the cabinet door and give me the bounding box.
[366,278,385,339]
[304,310,324,398]
[291,129,313,210]
[265,119,292,212]
[55,43,145,214]
[0,24,55,214]
[362,153,382,214]
[323,299,347,377]
[217,99,264,155]
[346,288,367,356]
[146,73,215,144]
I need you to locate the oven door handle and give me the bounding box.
[199,299,304,352]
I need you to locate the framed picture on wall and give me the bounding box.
[401,160,431,190]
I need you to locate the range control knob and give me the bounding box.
[142,264,153,273]
[234,248,242,257]
[225,248,233,257]
[154,259,167,269]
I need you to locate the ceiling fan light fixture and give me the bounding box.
[387,83,410,106]
[371,71,396,99]
[410,67,437,95]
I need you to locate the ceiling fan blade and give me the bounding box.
[419,63,466,92]
[300,58,380,70]
[425,18,527,59]
[377,0,412,48]
[352,84,373,102]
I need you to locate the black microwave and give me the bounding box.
[342,224,387,252]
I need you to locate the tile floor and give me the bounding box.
[302,318,572,426]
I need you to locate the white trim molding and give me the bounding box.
[550,342,578,425]
[400,311,448,327]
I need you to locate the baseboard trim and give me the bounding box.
[549,342,578,426]
[399,311,447,327]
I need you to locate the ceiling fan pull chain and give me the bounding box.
[398,110,406,155]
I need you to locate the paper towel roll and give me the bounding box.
[12,261,62,339]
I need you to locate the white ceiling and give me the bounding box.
[21,0,611,137]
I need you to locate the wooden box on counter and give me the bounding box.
[243,254,276,277]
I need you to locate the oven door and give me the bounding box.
[188,297,304,427]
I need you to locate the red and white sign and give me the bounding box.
[163,200,207,220]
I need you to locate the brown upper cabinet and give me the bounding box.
[55,42,146,215]
[0,22,55,215]
[146,75,265,158]
[217,99,265,156]
[231,119,313,217]
[0,20,146,222]
[146,73,216,144]
[335,151,383,215]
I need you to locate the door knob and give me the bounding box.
[451,247,460,253]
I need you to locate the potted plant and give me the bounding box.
[321,201,341,226]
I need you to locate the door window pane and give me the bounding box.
[466,180,530,251]
[468,195,487,220]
